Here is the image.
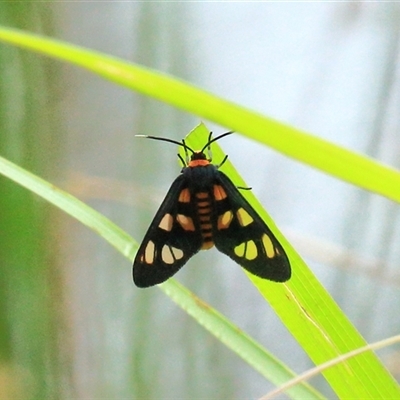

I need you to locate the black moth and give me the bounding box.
[133,131,291,287]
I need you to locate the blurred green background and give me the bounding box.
[1,2,400,399]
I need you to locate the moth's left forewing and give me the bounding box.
[212,171,291,282]
[133,175,203,287]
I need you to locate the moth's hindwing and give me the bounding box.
[133,175,203,287]
[212,171,291,282]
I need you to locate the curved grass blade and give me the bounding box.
[0,27,399,203]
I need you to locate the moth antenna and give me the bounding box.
[135,135,195,154]
[201,131,234,153]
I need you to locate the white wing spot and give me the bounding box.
[172,246,184,260]
[159,213,173,231]
[144,240,155,264]
[162,245,184,264]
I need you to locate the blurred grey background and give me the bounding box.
[1,2,400,399]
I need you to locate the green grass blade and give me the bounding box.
[183,123,400,399]
[0,26,399,203]
[0,154,324,399]
[0,155,135,260]
[262,334,400,399]
[160,280,324,400]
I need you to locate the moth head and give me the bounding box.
[190,151,208,161]
[135,130,233,167]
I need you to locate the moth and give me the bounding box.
[133,131,291,287]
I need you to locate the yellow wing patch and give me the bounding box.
[218,210,233,230]
[236,208,254,227]
[262,234,276,258]
[234,240,257,260]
